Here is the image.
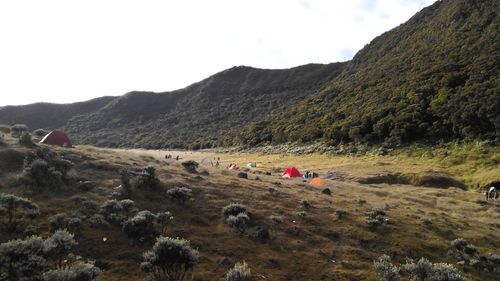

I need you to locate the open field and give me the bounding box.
[1,136,499,280]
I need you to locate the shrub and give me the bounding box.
[226,213,250,234]
[33,129,49,138]
[48,213,68,232]
[141,236,199,281]
[322,188,332,195]
[365,208,388,231]
[119,169,132,193]
[449,238,478,260]
[401,258,469,281]
[11,124,29,136]
[23,159,63,191]
[166,187,193,204]
[19,132,36,147]
[270,215,283,224]
[87,214,109,228]
[0,124,11,134]
[295,211,307,218]
[120,199,136,217]
[374,255,469,281]
[157,211,174,235]
[0,235,48,280]
[300,200,311,209]
[251,227,270,243]
[222,203,247,218]
[421,218,432,227]
[99,199,125,224]
[43,261,100,281]
[0,193,40,232]
[237,172,248,179]
[43,230,76,269]
[133,166,160,190]
[181,160,198,172]
[374,255,400,281]
[335,209,348,219]
[122,210,158,242]
[226,261,252,281]
[268,187,279,196]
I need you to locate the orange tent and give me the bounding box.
[310,177,325,186]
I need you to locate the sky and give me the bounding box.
[0,0,437,106]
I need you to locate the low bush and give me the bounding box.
[181,160,198,172]
[251,227,270,243]
[0,124,11,134]
[141,236,199,281]
[449,238,479,261]
[122,210,158,242]
[166,187,193,204]
[374,255,469,281]
[226,213,250,234]
[133,166,160,190]
[43,230,76,269]
[156,211,174,235]
[226,261,252,281]
[270,215,284,225]
[87,214,109,228]
[420,218,432,227]
[19,132,36,147]
[374,255,399,281]
[295,211,307,218]
[0,193,40,233]
[33,129,49,138]
[11,124,29,137]
[300,200,311,209]
[237,172,248,179]
[222,203,247,218]
[43,261,100,281]
[335,209,348,219]
[365,208,388,231]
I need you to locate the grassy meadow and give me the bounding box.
[0,134,499,280]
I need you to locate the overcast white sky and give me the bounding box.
[0,0,437,106]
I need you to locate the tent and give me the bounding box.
[228,163,238,171]
[200,157,213,166]
[281,166,302,178]
[247,162,256,168]
[310,177,326,187]
[39,130,72,147]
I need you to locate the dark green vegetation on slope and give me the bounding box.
[0,0,498,150]
[225,0,499,147]
[64,63,345,149]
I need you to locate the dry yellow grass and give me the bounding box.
[0,140,498,280]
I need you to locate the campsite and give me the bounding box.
[0,0,499,280]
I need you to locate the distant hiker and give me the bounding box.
[217,157,220,161]
[488,186,498,201]
[176,155,179,161]
[215,161,220,169]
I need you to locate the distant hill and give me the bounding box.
[0,97,116,131]
[0,0,497,149]
[64,63,345,148]
[228,0,499,147]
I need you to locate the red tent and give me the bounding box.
[281,166,302,178]
[40,130,73,147]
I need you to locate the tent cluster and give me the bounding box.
[281,166,325,186]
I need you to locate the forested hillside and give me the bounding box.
[225,0,499,147]
[63,63,345,148]
[0,97,115,131]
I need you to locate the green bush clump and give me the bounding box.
[11,124,29,137]
[365,208,388,231]
[21,148,74,191]
[19,132,36,147]
[374,255,469,281]
[43,261,100,281]
[0,193,40,233]
[226,261,252,281]
[133,166,160,190]
[122,210,158,242]
[141,236,199,281]
[166,187,193,204]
